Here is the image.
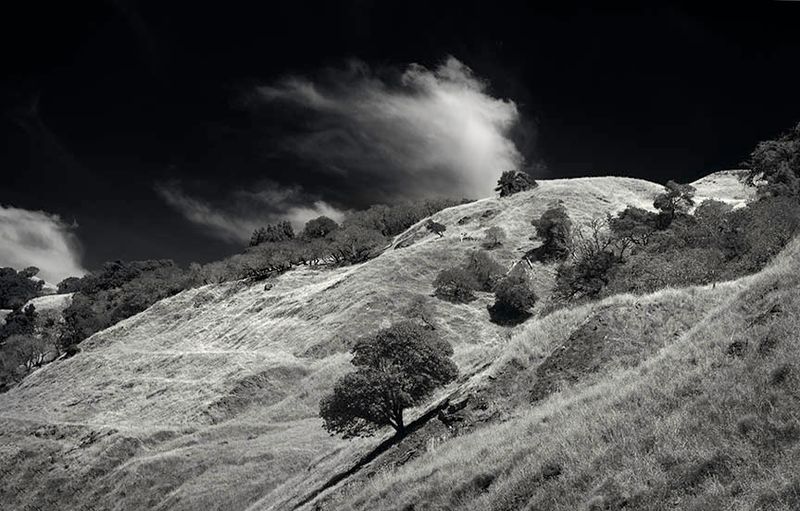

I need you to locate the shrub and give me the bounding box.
[532,204,572,261]
[303,216,339,239]
[482,226,506,249]
[425,219,446,237]
[319,322,458,438]
[434,268,479,303]
[464,250,505,292]
[489,265,537,325]
[495,170,538,197]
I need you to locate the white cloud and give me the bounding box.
[253,56,525,202]
[155,182,345,243]
[0,205,87,284]
[158,57,527,242]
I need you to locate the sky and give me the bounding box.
[1,0,799,281]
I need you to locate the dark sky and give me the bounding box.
[2,0,800,273]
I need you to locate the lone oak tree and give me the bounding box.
[319,322,458,438]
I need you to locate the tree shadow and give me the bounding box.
[487,303,532,327]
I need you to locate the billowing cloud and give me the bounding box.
[250,56,525,203]
[0,205,87,284]
[155,182,345,244]
[157,57,528,242]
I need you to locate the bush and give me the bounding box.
[532,204,572,261]
[495,170,538,197]
[319,322,458,438]
[425,219,446,237]
[489,266,537,325]
[434,267,479,303]
[464,250,505,292]
[482,226,506,249]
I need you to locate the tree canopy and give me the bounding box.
[532,204,572,261]
[744,121,800,197]
[319,322,458,438]
[0,267,44,310]
[495,170,538,197]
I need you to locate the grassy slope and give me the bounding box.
[308,197,800,509]
[0,173,754,511]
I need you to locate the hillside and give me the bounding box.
[307,226,800,511]
[0,172,759,510]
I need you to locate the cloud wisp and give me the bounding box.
[158,57,526,243]
[155,182,345,244]
[252,56,524,203]
[0,205,87,284]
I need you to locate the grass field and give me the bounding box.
[1,172,771,511]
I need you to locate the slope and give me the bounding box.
[304,186,800,510]
[0,173,742,511]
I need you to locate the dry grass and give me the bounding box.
[690,169,755,209]
[0,174,757,511]
[310,238,800,511]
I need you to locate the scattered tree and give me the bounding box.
[425,219,446,237]
[532,204,572,261]
[495,170,538,197]
[319,322,458,438]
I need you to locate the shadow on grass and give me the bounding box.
[487,303,532,327]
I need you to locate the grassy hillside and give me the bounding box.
[0,173,759,511]
[308,238,800,510]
